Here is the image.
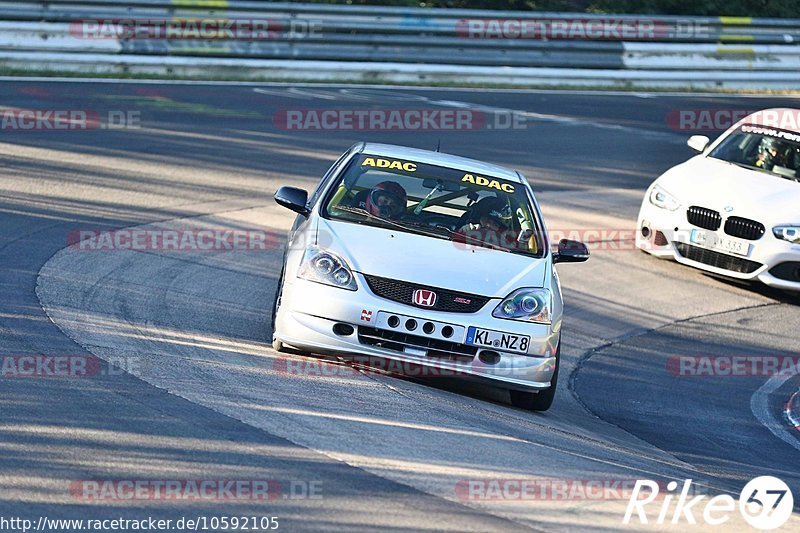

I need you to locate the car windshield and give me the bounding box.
[708,124,800,182]
[321,153,545,257]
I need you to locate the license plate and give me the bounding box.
[690,229,752,257]
[466,326,530,354]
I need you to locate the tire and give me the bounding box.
[272,336,287,352]
[271,266,289,353]
[509,340,560,412]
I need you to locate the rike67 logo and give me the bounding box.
[624,476,794,530]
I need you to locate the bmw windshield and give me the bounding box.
[709,124,800,182]
[321,154,545,258]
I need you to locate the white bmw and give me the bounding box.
[271,142,589,411]
[637,108,800,291]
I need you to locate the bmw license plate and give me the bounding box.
[690,229,751,257]
[466,326,530,354]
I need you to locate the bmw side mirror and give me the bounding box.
[553,239,589,264]
[275,186,310,216]
[687,135,710,152]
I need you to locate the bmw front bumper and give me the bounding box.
[636,204,800,291]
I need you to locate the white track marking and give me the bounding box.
[751,371,800,452]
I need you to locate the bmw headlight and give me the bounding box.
[773,226,800,244]
[492,288,552,324]
[298,246,357,290]
[648,185,681,211]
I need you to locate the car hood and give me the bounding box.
[656,155,800,224]
[317,218,547,297]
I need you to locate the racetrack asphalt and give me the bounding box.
[0,80,798,531]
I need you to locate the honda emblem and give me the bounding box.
[413,289,437,307]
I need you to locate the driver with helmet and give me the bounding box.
[350,181,407,220]
[756,137,792,170]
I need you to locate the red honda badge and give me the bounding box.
[413,289,437,307]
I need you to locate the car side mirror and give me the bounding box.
[687,135,710,152]
[553,239,589,264]
[274,186,310,216]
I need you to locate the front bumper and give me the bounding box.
[274,274,560,391]
[636,203,800,291]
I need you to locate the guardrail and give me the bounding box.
[0,1,798,88]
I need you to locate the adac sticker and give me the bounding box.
[461,173,515,193]
[361,157,417,172]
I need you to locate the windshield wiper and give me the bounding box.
[715,158,798,180]
[724,160,759,171]
[396,219,456,236]
[400,220,529,255]
[334,205,537,255]
[333,206,451,240]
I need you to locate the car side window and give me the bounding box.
[309,150,353,208]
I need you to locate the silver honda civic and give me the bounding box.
[272,142,588,411]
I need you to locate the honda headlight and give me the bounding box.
[492,288,552,324]
[773,226,800,244]
[648,185,681,211]
[298,246,357,290]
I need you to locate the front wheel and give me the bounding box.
[271,266,289,353]
[272,336,287,352]
[509,341,560,412]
